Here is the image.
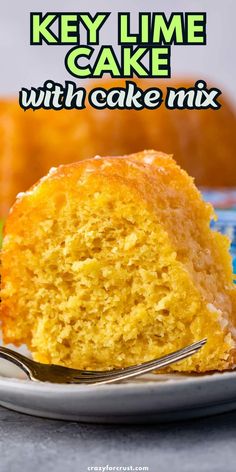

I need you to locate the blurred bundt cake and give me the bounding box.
[1,151,236,372]
[0,79,236,218]
[0,101,30,218]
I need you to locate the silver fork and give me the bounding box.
[0,339,207,385]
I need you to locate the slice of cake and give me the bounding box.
[1,151,236,372]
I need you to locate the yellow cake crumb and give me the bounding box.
[1,150,236,372]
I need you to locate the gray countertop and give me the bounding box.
[0,406,235,472]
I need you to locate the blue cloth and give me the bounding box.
[202,189,236,275]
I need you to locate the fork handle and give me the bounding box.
[0,346,32,378]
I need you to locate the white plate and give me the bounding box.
[0,355,236,423]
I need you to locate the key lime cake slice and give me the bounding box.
[1,151,236,371]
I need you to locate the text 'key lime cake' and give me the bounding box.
[1,150,236,372]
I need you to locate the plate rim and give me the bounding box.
[0,369,235,393]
